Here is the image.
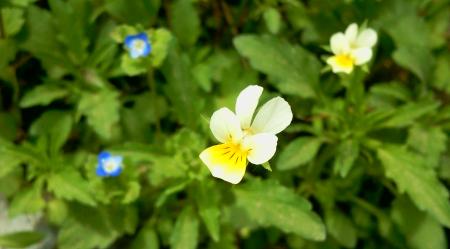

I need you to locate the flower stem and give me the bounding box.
[147,68,161,140]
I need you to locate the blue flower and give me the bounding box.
[124,32,152,59]
[96,151,123,177]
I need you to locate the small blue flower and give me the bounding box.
[96,151,123,177]
[124,32,152,59]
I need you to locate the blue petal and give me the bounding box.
[124,35,137,49]
[142,42,152,56]
[96,164,108,177]
[98,151,111,161]
[135,32,149,42]
[109,167,122,177]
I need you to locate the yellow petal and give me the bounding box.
[199,144,248,184]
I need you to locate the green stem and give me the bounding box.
[147,68,161,140]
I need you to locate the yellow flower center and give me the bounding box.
[104,160,117,173]
[132,39,146,53]
[210,142,249,166]
[335,54,354,68]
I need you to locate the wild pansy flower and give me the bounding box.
[124,32,152,59]
[326,23,377,74]
[199,85,293,184]
[96,151,123,177]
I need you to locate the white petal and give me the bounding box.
[344,23,358,44]
[235,85,263,129]
[210,108,243,143]
[326,56,354,74]
[352,47,372,65]
[199,144,247,184]
[251,97,293,134]
[356,28,377,48]
[243,133,278,165]
[330,33,350,55]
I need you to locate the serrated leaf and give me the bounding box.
[333,139,359,177]
[391,196,447,249]
[77,89,120,140]
[277,137,322,170]
[325,209,357,248]
[0,231,44,248]
[47,170,96,206]
[378,0,434,82]
[381,101,439,128]
[8,184,45,217]
[20,84,69,108]
[377,145,450,227]
[234,35,320,98]
[234,179,326,241]
[0,150,22,177]
[170,206,199,249]
[30,111,72,154]
[162,49,202,128]
[407,125,447,168]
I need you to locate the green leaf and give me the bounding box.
[391,196,447,249]
[30,111,72,154]
[47,169,96,206]
[58,205,119,249]
[234,35,320,98]
[21,6,70,69]
[277,137,322,170]
[325,209,357,248]
[120,53,150,76]
[0,231,44,248]
[170,0,200,46]
[151,28,173,67]
[170,206,199,249]
[1,7,25,37]
[433,53,450,94]
[378,0,434,82]
[381,101,439,128]
[130,227,159,249]
[333,139,360,177]
[162,48,202,128]
[263,7,282,34]
[195,181,221,242]
[20,84,69,108]
[77,89,120,140]
[377,145,450,227]
[234,179,326,241]
[407,125,447,168]
[0,149,22,178]
[105,0,160,25]
[8,183,45,217]
[122,181,141,204]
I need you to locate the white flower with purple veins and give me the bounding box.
[326,23,378,74]
[124,32,152,59]
[199,85,293,184]
[96,151,123,177]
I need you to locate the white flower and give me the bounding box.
[326,23,377,74]
[199,85,293,184]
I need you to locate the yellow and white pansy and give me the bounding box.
[200,85,293,184]
[326,23,377,74]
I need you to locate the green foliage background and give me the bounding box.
[0,0,449,248]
